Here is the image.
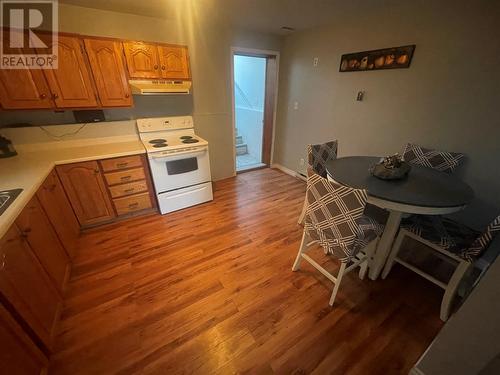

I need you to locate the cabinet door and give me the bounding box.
[0,59,54,109]
[36,169,80,259]
[0,303,48,375]
[158,46,191,80]
[15,197,70,294]
[123,41,161,79]
[56,161,115,227]
[84,38,133,107]
[0,225,62,351]
[40,35,98,108]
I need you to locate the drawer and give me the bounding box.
[100,155,143,172]
[104,167,145,186]
[113,192,152,216]
[109,180,148,198]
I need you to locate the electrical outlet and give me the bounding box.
[293,101,299,110]
[313,57,319,67]
[299,158,305,166]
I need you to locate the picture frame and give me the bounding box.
[339,45,415,72]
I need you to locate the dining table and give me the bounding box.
[325,156,474,280]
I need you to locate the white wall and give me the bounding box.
[273,0,500,228]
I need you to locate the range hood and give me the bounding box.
[129,80,192,95]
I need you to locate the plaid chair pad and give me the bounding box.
[307,140,338,178]
[304,173,384,262]
[401,214,500,261]
[403,143,465,173]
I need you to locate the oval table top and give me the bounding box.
[325,156,474,209]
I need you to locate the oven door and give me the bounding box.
[148,147,211,193]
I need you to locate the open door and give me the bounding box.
[232,49,279,172]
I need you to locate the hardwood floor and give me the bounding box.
[50,168,443,374]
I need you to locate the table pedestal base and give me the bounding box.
[369,210,403,280]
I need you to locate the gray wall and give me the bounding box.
[0,3,283,181]
[273,0,500,228]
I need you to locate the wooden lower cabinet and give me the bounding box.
[0,303,48,375]
[57,161,116,227]
[15,196,71,294]
[0,225,62,351]
[36,170,80,258]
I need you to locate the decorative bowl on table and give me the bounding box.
[369,154,411,180]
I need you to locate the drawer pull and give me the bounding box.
[116,162,128,168]
[128,202,139,209]
[124,188,135,193]
[0,253,6,270]
[120,175,132,181]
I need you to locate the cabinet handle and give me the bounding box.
[94,169,100,174]
[45,183,56,191]
[124,188,135,193]
[116,162,128,168]
[52,93,59,99]
[0,253,5,270]
[128,202,139,209]
[121,176,132,181]
[40,93,47,99]
[154,65,159,70]
[20,228,32,238]
[125,93,130,98]
[161,66,166,70]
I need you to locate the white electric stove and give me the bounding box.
[136,116,213,214]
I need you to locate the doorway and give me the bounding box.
[231,48,279,173]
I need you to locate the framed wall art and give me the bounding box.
[339,45,415,72]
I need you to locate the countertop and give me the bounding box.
[0,136,146,239]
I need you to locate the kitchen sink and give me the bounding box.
[0,188,23,216]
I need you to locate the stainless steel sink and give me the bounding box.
[0,188,23,216]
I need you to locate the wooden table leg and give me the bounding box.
[369,210,403,280]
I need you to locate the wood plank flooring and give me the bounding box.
[50,168,444,374]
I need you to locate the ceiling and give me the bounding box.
[58,0,346,35]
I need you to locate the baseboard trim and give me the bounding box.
[409,367,425,375]
[271,163,306,181]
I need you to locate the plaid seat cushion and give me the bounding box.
[401,215,480,261]
[307,140,338,178]
[402,143,465,173]
[462,215,500,261]
[304,173,384,262]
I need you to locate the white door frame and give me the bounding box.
[230,46,280,175]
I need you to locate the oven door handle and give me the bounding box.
[150,147,207,160]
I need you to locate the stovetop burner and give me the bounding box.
[180,135,193,140]
[152,143,168,148]
[182,139,199,144]
[149,139,167,144]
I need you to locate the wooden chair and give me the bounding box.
[382,214,500,321]
[402,143,465,173]
[292,173,384,306]
[298,140,338,225]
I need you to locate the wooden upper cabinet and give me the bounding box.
[15,197,70,295]
[0,58,54,109]
[123,41,161,79]
[40,35,98,108]
[36,169,80,259]
[0,225,62,351]
[56,161,116,227]
[158,46,190,80]
[84,38,133,107]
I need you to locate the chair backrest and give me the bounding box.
[462,215,500,261]
[307,140,338,178]
[304,173,368,262]
[402,143,465,173]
